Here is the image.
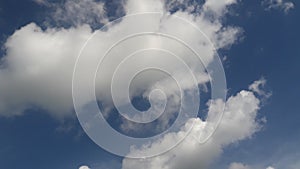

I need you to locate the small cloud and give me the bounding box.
[32,0,50,6]
[228,163,276,169]
[266,167,276,169]
[249,77,272,98]
[228,162,250,169]
[262,0,295,14]
[79,165,90,169]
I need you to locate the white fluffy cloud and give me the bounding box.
[122,87,263,169]
[0,0,272,169]
[0,0,241,119]
[0,24,93,117]
[33,0,108,26]
[79,166,90,169]
[262,0,295,13]
[266,167,275,169]
[0,14,86,118]
[52,0,108,26]
[203,0,237,16]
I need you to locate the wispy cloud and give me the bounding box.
[262,0,295,14]
[228,162,275,169]
[249,77,272,98]
[32,0,50,6]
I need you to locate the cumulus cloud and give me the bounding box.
[52,0,108,27]
[122,86,263,169]
[262,0,295,13]
[33,0,108,26]
[266,167,275,169]
[0,0,241,119]
[0,23,92,118]
[125,0,164,14]
[203,0,237,16]
[79,165,90,169]
[0,0,271,168]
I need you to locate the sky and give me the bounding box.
[0,0,300,169]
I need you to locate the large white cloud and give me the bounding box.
[0,0,241,119]
[122,86,263,169]
[0,24,93,117]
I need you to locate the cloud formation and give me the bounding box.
[33,0,108,27]
[52,0,108,27]
[248,77,271,98]
[0,23,92,118]
[0,0,241,119]
[228,163,251,169]
[262,0,295,13]
[266,167,275,169]
[122,86,263,169]
[79,166,90,169]
[0,0,272,169]
[33,0,50,6]
[228,163,276,169]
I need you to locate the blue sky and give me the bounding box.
[218,1,300,167]
[0,0,299,169]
